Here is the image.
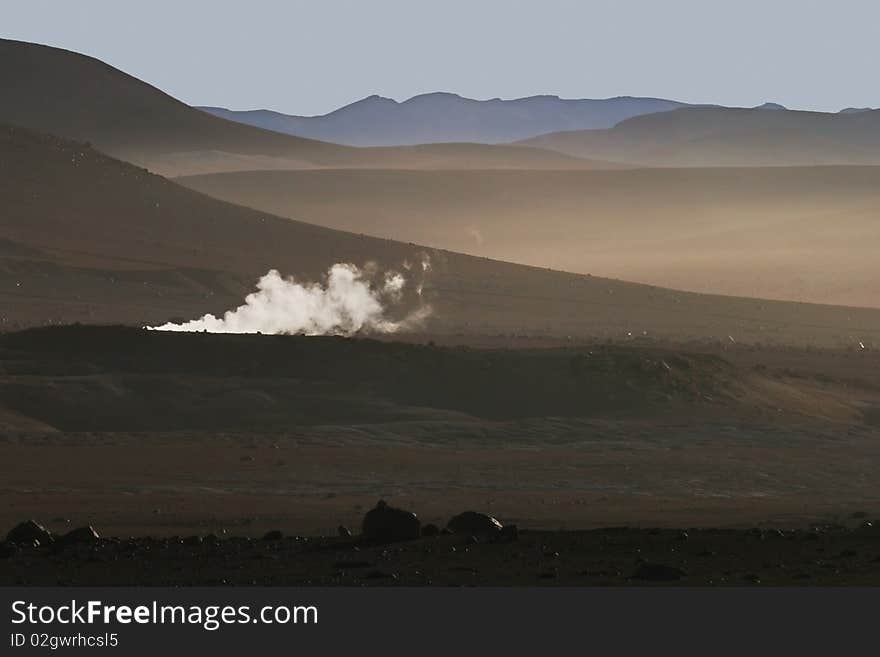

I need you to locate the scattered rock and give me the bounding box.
[633,563,687,581]
[447,511,503,538]
[262,530,283,541]
[362,500,421,543]
[7,520,53,546]
[337,525,352,538]
[59,526,100,545]
[421,523,440,537]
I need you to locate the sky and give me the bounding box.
[2,0,878,116]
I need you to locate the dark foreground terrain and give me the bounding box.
[1,326,879,584]
[3,519,880,586]
[1,325,879,542]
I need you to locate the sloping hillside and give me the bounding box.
[177,166,880,308]
[0,39,615,175]
[3,124,880,347]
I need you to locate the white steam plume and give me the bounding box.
[149,262,431,335]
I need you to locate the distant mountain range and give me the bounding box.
[201,96,878,157]
[3,36,880,332]
[518,105,880,166]
[0,39,613,176]
[199,94,695,146]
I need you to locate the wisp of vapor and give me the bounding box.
[148,262,431,335]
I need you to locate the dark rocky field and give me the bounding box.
[3,515,880,586]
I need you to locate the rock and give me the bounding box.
[262,530,283,541]
[633,563,687,581]
[59,526,100,545]
[6,520,53,546]
[337,525,352,538]
[499,524,519,542]
[361,500,421,543]
[421,523,440,537]
[447,511,503,537]
[0,542,16,559]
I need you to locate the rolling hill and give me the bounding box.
[199,94,691,146]
[3,123,880,347]
[0,39,614,176]
[518,106,880,167]
[177,166,880,309]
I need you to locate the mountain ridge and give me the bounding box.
[518,105,880,166]
[0,38,614,175]
[198,94,693,146]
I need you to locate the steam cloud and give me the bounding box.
[149,262,431,336]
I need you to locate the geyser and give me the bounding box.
[148,263,431,335]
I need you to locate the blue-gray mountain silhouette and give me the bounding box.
[199,93,692,146]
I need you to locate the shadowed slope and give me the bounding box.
[0,39,615,175]
[177,167,880,308]
[3,124,880,347]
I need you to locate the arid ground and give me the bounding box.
[1,327,878,537]
[2,327,879,585]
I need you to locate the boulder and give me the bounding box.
[262,530,283,541]
[447,512,503,538]
[59,526,100,545]
[362,500,421,542]
[6,520,53,546]
[337,525,353,538]
[421,523,440,537]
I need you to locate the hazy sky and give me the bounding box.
[3,0,878,115]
